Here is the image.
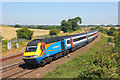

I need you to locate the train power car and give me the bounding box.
[23,30,98,66]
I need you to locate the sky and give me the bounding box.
[1,1,119,25]
[118,1,120,25]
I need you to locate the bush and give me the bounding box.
[78,43,119,78]
[49,28,60,35]
[74,25,82,31]
[2,40,7,45]
[107,27,117,36]
[16,28,34,40]
[107,37,113,42]
[0,36,3,40]
[15,24,21,28]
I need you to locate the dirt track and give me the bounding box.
[20,33,101,78]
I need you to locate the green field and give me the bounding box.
[43,33,119,78]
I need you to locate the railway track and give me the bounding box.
[1,61,24,73]
[2,48,87,79]
[2,54,69,79]
[1,52,23,62]
[2,63,40,80]
[1,33,100,79]
[2,44,96,79]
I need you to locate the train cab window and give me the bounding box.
[25,46,37,52]
[67,40,70,44]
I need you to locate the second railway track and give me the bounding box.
[2,63,40,80]
[1,61,24,73]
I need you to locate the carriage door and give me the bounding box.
[61,42,65,50]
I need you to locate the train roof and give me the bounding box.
[27,30,97,46]
[87,30,97,34]
[27,32,87,46]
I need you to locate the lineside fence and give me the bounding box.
[32,35,56,39]
[7,35,56,50]
[7,39,27,50]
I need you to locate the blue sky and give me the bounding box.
[2,2,118,25]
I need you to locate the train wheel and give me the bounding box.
[71,47,75,52]
[39,60,46,67]
[62,52,65,57]
[53,54,58,60]
[66,50,69,55]
[86,41,89,44]
[47,57,53,64]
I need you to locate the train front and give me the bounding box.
[22,41,45,65]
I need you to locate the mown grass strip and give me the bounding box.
[43,33,108,78]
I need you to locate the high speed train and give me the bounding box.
[23,30,98,66]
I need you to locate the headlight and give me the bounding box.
[22,56,26,58]
[23,55,38,58]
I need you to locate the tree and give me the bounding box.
[61,20,72,32]
[74,25,81,31]
[74,17,82,24]
[68,19,77,31]
[0,36,3,40]
[60,17,82,32]
[16,28,34,40]
[37,25,44,29]
[56,26,61,30]
[49,28,60,35]
[15,24,21,28]
[68,17,82,31]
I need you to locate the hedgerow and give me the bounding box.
[78,42,119,78]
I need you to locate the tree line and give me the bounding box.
[16,17,82,40]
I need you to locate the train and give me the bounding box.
[22,30,98,66]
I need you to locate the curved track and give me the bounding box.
[2,34,101,79]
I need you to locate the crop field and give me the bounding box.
[57,29,85,36]
[105,27,120,29]
[89,27,119,30]
[104,27,119,29]
[1,25,50,40]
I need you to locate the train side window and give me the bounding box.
[88,34,94,37]
[73,39,75,42]
[67,40,70,44]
